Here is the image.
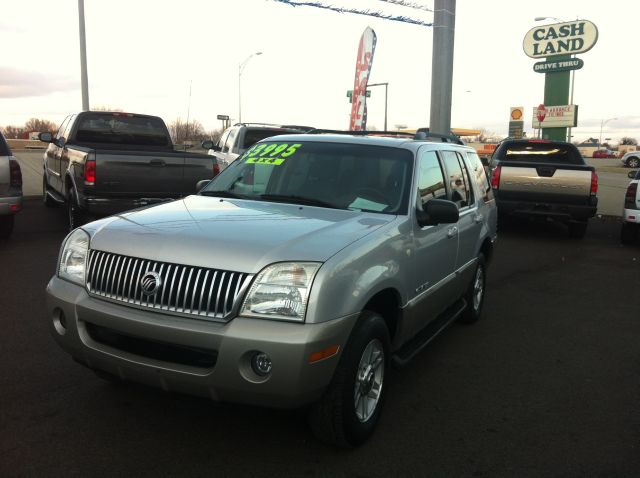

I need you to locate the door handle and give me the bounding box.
[149,159,166,167]
[447,226,458,238]
[474,214,484,224]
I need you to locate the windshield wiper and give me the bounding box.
[199,190,247,199]
[258,194,342,209]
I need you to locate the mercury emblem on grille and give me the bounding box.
[140,271,162,295]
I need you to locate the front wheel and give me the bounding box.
[627,157,640,168]
[308,311,390,448]
[458,253,486,324]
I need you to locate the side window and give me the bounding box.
[56,116,71,141]
[62,115,76,143]
[223,128,237,153]
[417,150,447,207]
[441,151,471,208]
[458,152,475,205]
[467,151,494,202]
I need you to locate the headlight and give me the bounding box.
[58,228,90,286]
[241,262,321,322]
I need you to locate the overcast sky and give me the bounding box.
[2,0,639,143]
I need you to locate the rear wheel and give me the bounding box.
[43,175,58,208]
[0,215,15,238]
[568,220,588,239]
[308,311,390,448]
[621,222,638,244]
[459,253,486,324]
[67,188,85,230]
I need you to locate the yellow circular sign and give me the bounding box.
[511,108,523,120]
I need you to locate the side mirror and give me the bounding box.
[629,171,638,179]
[38,132,53,143]
[196,179,211,193]
[201,140,221,152]
[416,199,459,227]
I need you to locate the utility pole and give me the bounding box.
[78,0,89,111]
[429,0,456,135]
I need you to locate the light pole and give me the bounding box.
[238,52,262,123]
[367,82,388,131]
[534,16,577,142]
[78,0,89,111]
[599,118,618,149]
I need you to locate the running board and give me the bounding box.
[392,298,467,368]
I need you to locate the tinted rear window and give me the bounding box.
[495,141,584,165]
[0,133,10,156]
[75,113,170,147]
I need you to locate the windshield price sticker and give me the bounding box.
[245,143,302,165]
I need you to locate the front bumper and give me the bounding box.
[46,276,357,408]
[497,198,597,222]
[0,194,22,215]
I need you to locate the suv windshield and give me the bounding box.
[202,140,413,214]
[494,141,584,165]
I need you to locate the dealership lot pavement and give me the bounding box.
[1,200,639,477]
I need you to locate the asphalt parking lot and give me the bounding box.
[1,198,639,477]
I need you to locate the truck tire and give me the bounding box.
[568,220,588,239]
[67,188,86,231]
[0,215,15,238]
[458,253,486,324]
[620,223,638,244]
[308,311,390,448]
[43,176,58,208]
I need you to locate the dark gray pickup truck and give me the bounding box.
[40,111,219,229]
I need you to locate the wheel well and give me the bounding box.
[363,288,401,341]
[480,237,493,263]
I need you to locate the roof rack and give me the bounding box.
[306,129,415,138]
[414,128,465,145]
[232,122,312,131]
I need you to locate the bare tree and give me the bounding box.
[2,125,27,139]
[169,118,208,144]
[24,118,58,133]
[620,137,638,146]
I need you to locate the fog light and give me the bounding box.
[251,352,272,376]
[53,308,67,336]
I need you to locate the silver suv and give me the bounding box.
[46,132,497,447]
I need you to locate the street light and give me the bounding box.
[599,118,618,148]
[238,51,262,123]
[367,82,389,131]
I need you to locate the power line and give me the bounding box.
[269,0,433,26]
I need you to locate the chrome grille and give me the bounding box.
[86,250,253,321]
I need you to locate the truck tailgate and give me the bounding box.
[498,162,594,204]
[94,150,185,197]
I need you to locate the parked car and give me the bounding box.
[592,149,617,159]
[46,131,497,447]
[620,151,640,168]
[0,131,22,238]
[203,123,313,171]
[621,169,640,244]
[489,139,598,238]
[39,111,219,230]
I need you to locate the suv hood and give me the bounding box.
[86,195,394,273]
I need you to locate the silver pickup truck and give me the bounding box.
[39,111,219,230]
[0,131,22,238]
[489,139,598,238]
[46,131,497,447]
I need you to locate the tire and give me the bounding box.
[43,175,58,208]
[308,311,390,448]
[621,222,638,245]
[458,253,486,324]
[67,188,85,231]
[568,220,588,239]
[0,215,15,238]
[628,157,640,168]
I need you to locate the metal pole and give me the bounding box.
[238,64,242,123]
[78,0,89,111]
[429,0,456,135]
[567,57,575,142]
[384,83,388,131]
